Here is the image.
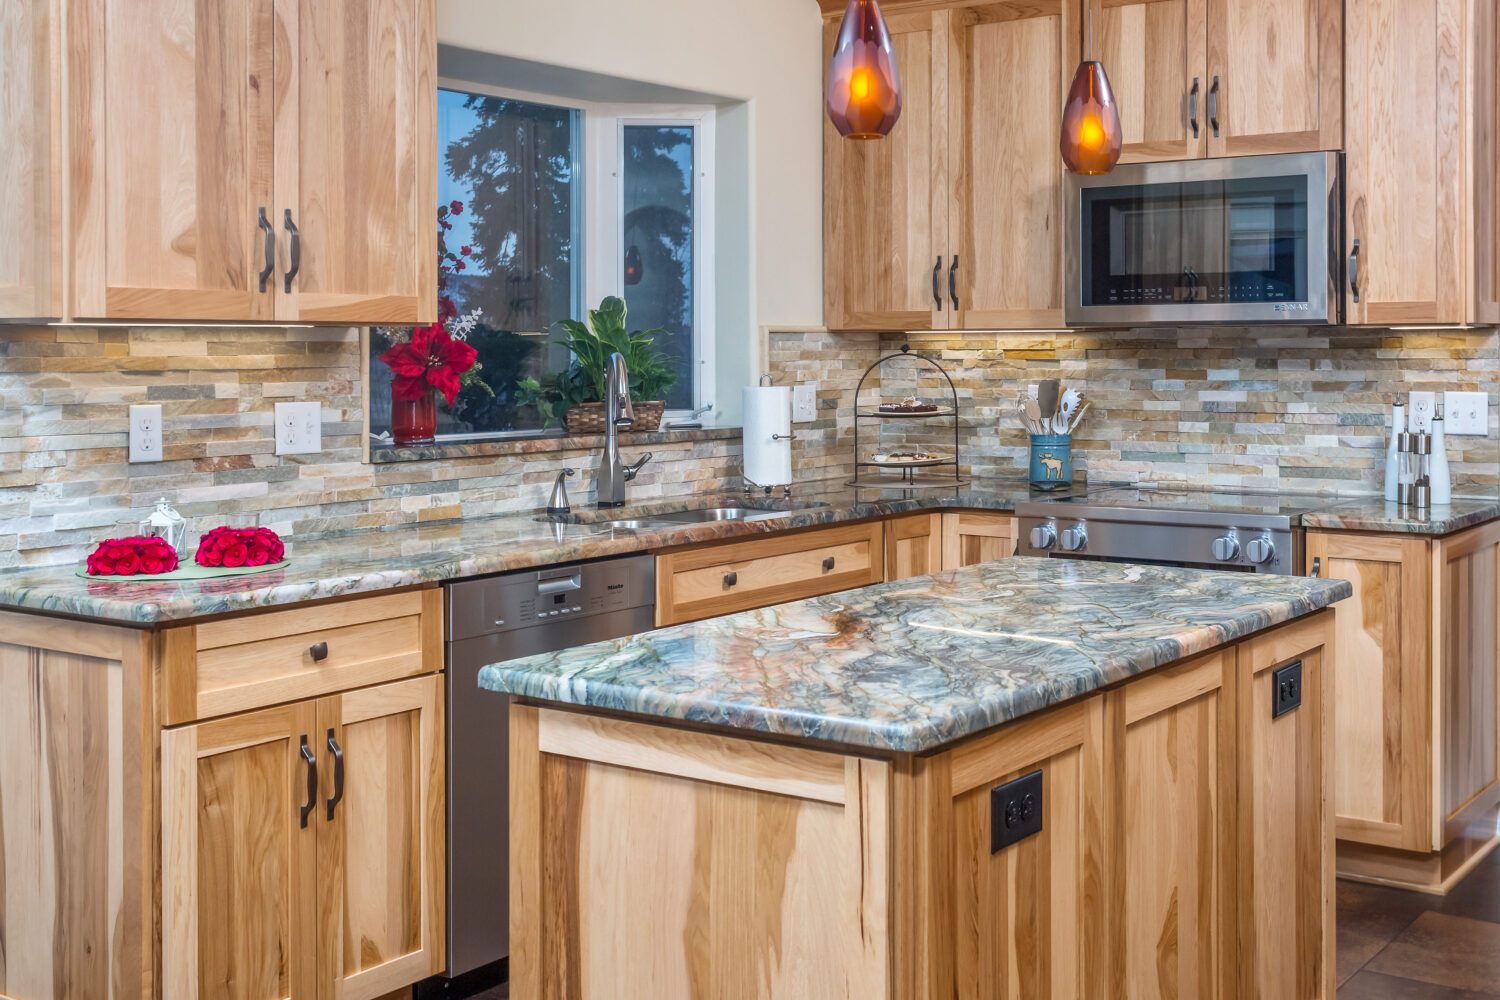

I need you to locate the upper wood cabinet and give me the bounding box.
[824,1,1076,331]
[5,0,436,325]
[1091,0,1339,163]
[1344,0,1499,325]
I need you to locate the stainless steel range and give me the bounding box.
[1015,486,1316,575]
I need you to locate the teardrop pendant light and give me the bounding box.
[826,0,903,140]
[1059,5,1122,175]
[623,244,644,286]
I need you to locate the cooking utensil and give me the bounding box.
[1037,380,1060,423]
[1023,399,1044,433]
[1054,387,1081,434]
[1067,401,1090,434]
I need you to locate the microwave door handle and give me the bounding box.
[1189,78,1200,138]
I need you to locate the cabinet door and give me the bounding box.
[1205,0,1340,155]
[72,0,277,321]
[823,9,948,332]
[161,700,319,1000]
[886,513,944,581]
[947,2,1076,329]
[1093,0,1207,163]
[1108,651,1233,999]
[1236,614,1334,1000]
[273,0,437,325]
[940,512,1015,571]
[1344,0,1464,324]
[317,675,444,1000]
[1434,523,1500,847]
[1307,531,1433,851]
[0,0,60,319]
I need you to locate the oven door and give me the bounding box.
[1065,151,1340,326]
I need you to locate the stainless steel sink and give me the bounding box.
[648,507,792,524]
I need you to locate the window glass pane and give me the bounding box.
[369,88,582,441]
[621,124,695,411]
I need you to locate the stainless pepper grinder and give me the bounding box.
[547,468,576,515]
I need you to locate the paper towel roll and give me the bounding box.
[742,385,792,486]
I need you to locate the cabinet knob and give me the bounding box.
[724,572,738,588]
[309,641,329,662]
[823,556,836,572]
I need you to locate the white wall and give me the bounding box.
[437,0,827,423]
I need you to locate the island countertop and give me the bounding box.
[479,558,1351,753]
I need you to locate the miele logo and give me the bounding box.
[1274,302,1310,312]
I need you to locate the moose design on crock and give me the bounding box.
[1036,453,1065,480]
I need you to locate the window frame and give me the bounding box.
[425,75,716,434]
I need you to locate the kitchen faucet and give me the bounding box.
[595,351,652,508]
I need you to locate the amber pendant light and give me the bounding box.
[826,0,902,140]
[1059,5,1122,174]
[623,244,643,285]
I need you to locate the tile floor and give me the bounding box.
[1339,847,1500,997]
[438,852,1500,1000]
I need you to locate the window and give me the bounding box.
[368,83,714,450]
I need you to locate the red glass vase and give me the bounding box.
[1060,60,1123,175]
[391,386,437,447]
[826,0,902,140]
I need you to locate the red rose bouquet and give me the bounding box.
[86,536,180,577]
[195,526,285,569]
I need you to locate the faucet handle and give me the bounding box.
[623,452,653,482]
[547,468,576,515]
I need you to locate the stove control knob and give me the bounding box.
[1029,521,1058,550]
[1212,534,1241,561]
[1245,536,1277,565]
[1060,523,1088,552]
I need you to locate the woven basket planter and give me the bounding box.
[563,400,665,436]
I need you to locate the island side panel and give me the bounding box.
[509,705,890,1000]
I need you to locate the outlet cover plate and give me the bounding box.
[128,404,163,463]
[274,402,322,456]
[1272,660,1303,719]
[1408,392,1436,433]
[792,384,817,423]
[990,768,1044,853]
[1444,391,1489,436]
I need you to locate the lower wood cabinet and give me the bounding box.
[1311,523,1500,891]
[886,513,945,579]
[163,673,444,1000]
[885,510,1018,582]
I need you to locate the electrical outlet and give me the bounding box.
[792,384,817,423]
[1408,392,1436,432]
[1444,391,1489,436]
[274,402,322,456]
[990,769,1044,853]
[128,404,162,463]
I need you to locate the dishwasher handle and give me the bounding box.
[536,571,582,596]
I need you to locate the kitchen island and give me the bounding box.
[482,558,1351,1000]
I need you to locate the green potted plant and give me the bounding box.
[516,296,678,434]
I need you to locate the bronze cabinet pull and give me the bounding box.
[299,737,317,828]
[326,729,345,820]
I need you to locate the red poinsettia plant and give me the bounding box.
[86,536,180,577]
[195,526,285,569]
[375,200,488,407]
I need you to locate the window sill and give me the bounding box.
[368,425,742,464]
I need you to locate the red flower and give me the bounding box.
[460,245,472,256]
[378,323,478,407]
[449,200,464,215]
[193,526,283,569]
[85,535,180,576]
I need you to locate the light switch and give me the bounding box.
[792,384,817,423]
[1443,391,1490,436]
[129,404,163,463]
[274,402,322,455]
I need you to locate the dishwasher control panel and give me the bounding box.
[446,553,656,641]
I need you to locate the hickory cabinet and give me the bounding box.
[1342,0,1500,326]
[1,0,437,325]
[0,588,446,1000]
[1311,523,1500,892]
[1093,0,1341,164]
[886,511,1017,578]
[823,1,1078,331]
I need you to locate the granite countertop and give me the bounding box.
[0,477,1073,625]
[1300,496,1500,535]
[479,558,1351,753]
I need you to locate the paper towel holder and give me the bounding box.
[743,372,795,498]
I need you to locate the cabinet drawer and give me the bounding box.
[162,589,443,724]
[656,522,885,626]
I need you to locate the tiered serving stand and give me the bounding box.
[847,346,968,489]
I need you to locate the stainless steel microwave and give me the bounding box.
[1065,151,1342,326]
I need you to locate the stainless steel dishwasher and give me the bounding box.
[442,553,655,982]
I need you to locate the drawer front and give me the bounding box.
[163,589,443,724]
[656,522,885,626]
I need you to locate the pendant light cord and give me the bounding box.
[1087,3,1093,60]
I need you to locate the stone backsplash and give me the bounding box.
[1,323,1495,568]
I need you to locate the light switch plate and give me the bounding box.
[1444,391,1489,436]
[274,402,322,455]
[792,384,817,423]
[129,404,163,463]
[1408,392,1436,433]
